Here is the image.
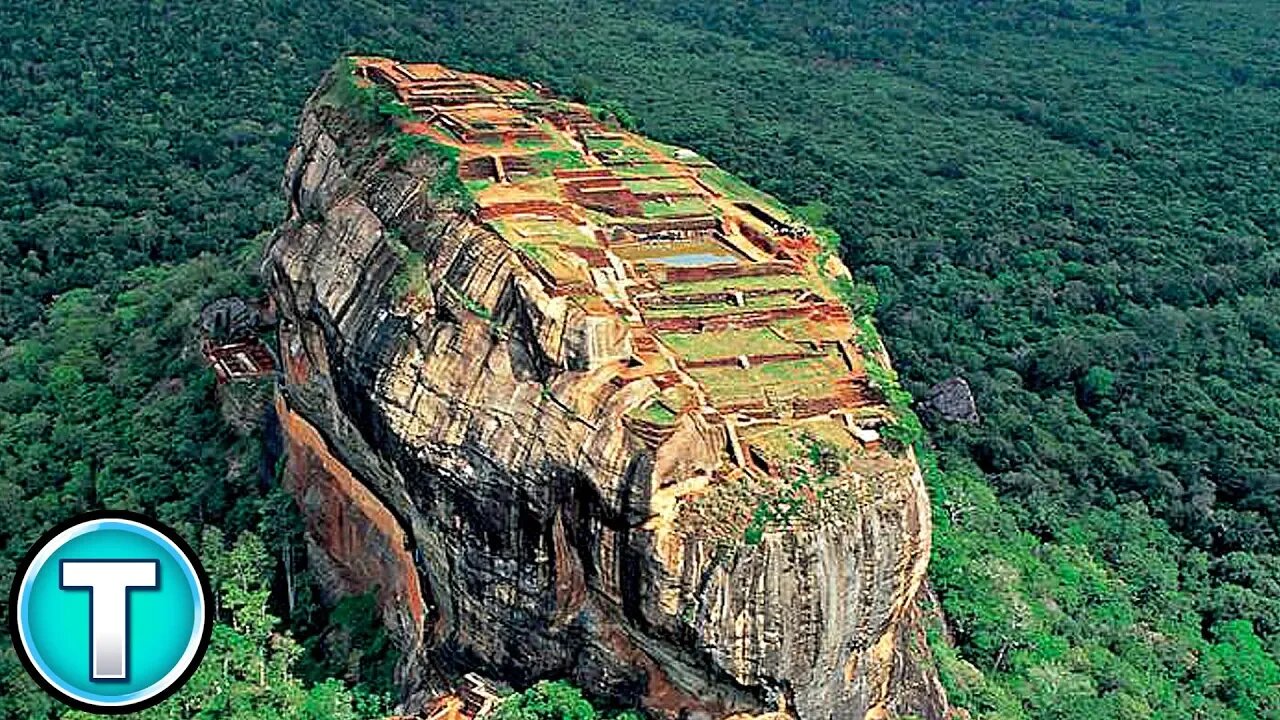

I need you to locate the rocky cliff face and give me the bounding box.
[266,61,950,720]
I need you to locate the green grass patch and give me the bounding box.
[464,178,493,194]
[624,177,696,194]
[699,167,792,219]
[629,399,678,425]
[327,58,411,123]
[388,133,455,166]
[642,138,704,162]
[658,327,798,361]
[643,300,734,319]
[769,317,848,343]
[510,242,586,284]
[689,352,847,402]
[385,232,428,301]
[492,217,596,248]
[441,281,492,321]
[606,146,656,163]
[613,163,678,177]
[385,134,472,205]
[516,242,550,263]
[530,149,588,174]
[642,197,712,218]
[516,134,553,148]
[584,135,625,152]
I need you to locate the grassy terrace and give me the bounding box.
[480,176,562,201]
[624,177,698,194]
[641,138,711,165]
[489,217,597,248]
[598,146,655,164]
[369,57,862,439]
[629,398,678,425]
[658,327,801,361]
[688,351,849,403]
[612,239,737,262]
[626,383,696,426]
[584,135,625,152]
[742,419,860,460]
[528,149,588,175]
[622,176,696,193]
[769,317,851,343]
[698,167,792,219]
[641,293,800,318]
[488,217,596,285]
[642,197,713,217]
[514,243,588,284]
[613,163,679,178]
[661,273,812,295]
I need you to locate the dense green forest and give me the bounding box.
[1,0,1277,718]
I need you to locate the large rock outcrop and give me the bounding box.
[266,59,949,720]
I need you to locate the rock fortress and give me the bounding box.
[266,57,951,720]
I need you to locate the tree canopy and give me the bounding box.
[1,1,1278,718]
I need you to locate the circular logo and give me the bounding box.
[9,511,212,714]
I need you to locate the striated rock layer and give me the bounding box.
[266,59,950,720]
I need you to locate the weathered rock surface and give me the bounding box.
[200,296,261,342]
[918,378,979,425]
[266,66,949,720]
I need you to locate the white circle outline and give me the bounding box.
[15,518,208,708]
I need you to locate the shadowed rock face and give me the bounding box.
[266,64,949,720]
[919,378,979,425]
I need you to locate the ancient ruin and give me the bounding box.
[200,296,276,383]
[354,57,892,472]
[267,57,946,720]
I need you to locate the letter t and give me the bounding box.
[61,560,158,680]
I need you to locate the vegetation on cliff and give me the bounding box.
[1,0,1278,718]
[493,681,642,720]
[61,530,389,720]
[325,58,475,207]
[0,247,390,718]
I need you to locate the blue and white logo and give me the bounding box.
[9,511,212,714]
